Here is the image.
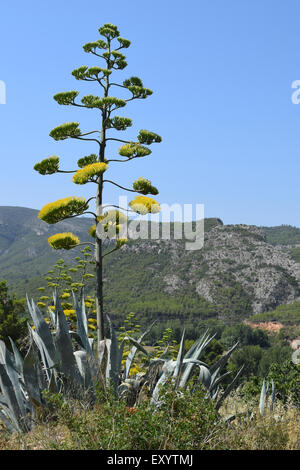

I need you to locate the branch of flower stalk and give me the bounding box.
[73,136,101,146]
[101,246,120,259]
[105,137,133,144]
[102,204,134,213]
[83,211,98,218]
[77,242,96,248]
[107,155,147,163]
[80,131,101,137]
[109,82,128,90]
[103,179,139,193]
[86,196,96,204]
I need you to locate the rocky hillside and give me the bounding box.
[104,221,300,324]
[1,206,300,326]
[191,223,300,315]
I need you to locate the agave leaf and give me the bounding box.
[123,321,156,381]
[8,337,24,377]
[183,329,209,359]
[198,365,212,390]
[124,336,150,357]
[105,315,120,391]
[173,329,186,385]
[179,331,216,388]
[74,350,93,388]
[54,292,82,386]
[69,331,85,349]
[47,306,56,328]
[73,292,93,356]
[0,364,23,432]
[0,341,28,420]
[209,341,239,375]
[211,384,220,401]
[182,358,208,366]
[26,296,59,371]
[270,380,276,411]
[98,339,108,368]
[216,365,244,410]
[30,326,57,383]
[23,338,45,406]
[0,408,15,433]
[209,370,232,393]
[259,378,267,416]
[48,370,59,393]
[151,360,176,406]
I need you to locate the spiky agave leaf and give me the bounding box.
[26,296,59,375]
[54,292,83,387]
[259,378,267,416]
[270,380,276,411]
[0,364,23,432]
[173,329,186,386]
[23,336,46,406]
[123,320,156,380]
[179,330,216,388]
[215,365,245,411]
[105,314,121,392]
[151,360,177,407]
[209,341,239,375]
[0,341,29,427]
[8,337,24,377]
[72,292,93,356]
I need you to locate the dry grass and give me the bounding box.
[0,392,299,450]
[219,392,300,450]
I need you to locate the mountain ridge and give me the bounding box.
[1,206,300,326]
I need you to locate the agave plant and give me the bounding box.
[0,292,244,433]
[146,329,244,410]
[0,291,156,432]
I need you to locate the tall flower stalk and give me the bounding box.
[35,24,162,356]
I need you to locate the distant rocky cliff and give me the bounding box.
[1,206,300,322]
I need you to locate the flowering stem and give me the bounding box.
[103,179,138,193]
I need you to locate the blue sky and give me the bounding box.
[1,0,300,227]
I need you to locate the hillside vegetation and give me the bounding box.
[1,207,300,332]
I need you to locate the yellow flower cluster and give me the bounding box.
[72,162,108,185]
[132,177,158,195]
[118,143,151,158]
[61,292,71,299]
[89,210,128,240]
[116,238,128,248]
[48,232,80,250]
[88,225,96,238]
[100,210,128,224]
[39,196,88,224]
[63,309,76,319]
[129,196,160,215]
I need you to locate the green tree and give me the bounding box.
[0,280,27,349]
[34,24,162,354]
[221,323,270,350]
[228,345,264,379]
